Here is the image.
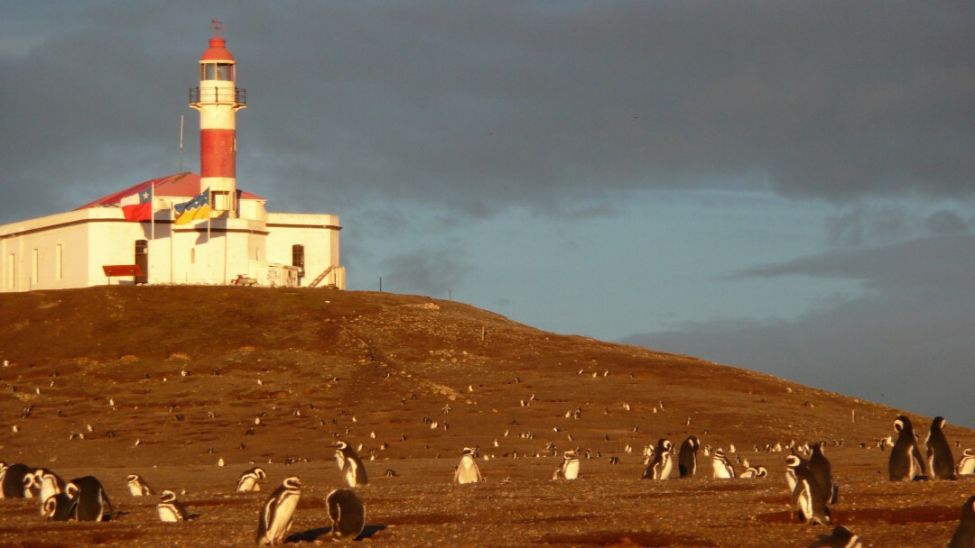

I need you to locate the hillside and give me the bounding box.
[0,286,972,546]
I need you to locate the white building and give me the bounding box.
[0,30,345,292]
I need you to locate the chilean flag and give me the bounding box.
[122,188,153,221]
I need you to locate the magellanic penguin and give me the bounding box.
[33,469,65,515]
[786,455,831,525]
[66,476,113,521]
[454,447,483,484]
[257,476,302,545]
[334,441,368,488]
[888,416,927,481]
[948,495,975,548]
[644,439,674,480]
[677,435,700,478]
[957,448,975,476]
[157,490,190,522]
[809,442,838,504]
[711,449,735,479]
[925,416,956,480]
[127,474,154,496]
[23,471,41,498]
[42,492,76,521]
[236,467,267,492]
[0,463,32,498]
[326,487,366,540]
[738,464,768,479]
[807,525,863,548]
[553,450,580,480]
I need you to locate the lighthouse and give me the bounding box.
[189,23,246,217]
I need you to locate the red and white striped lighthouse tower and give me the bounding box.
[189,21,246,217]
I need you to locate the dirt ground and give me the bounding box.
[0,286,972,546]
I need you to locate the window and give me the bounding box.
[216,63,233,81]
[55,244,62,281]
[190,248,196,264]
[200,63,233,81]
[31,249,38,285]
[212,191,231,211]
[292,244,305,269]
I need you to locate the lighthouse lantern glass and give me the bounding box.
[200,63,234,81]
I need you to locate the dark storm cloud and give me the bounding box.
[623,234,975,427]
[2,1,974,223]
[380,244,469,298]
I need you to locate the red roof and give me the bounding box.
[75,172,264,210]
[201,36,235,62]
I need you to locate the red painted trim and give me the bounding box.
[200,129,236,178]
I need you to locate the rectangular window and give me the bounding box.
[216,63,233,81]
[31,249,38,285]
[203,64,217,80]
[55,244,63,281]
[190,247,196,264]
[212,191,231,211]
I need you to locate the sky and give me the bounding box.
[1,1,973,427]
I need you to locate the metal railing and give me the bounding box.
[189,86,247,106]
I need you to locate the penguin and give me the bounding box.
[643,439,674,480]
[42,492,76,521]
[957,448,975,476]
[786,455,831,525]
[738,464,768,479]
[22,471,41,498]
[326,487,366,539]
[66,476,113,521]
[257,476,302,545]
[809,442,838,504]
[0,463,32,498]
[925,416,956,480]
[948,495,975,548]
[677,435,700,478]
[888,415,926,481]
[157,490,189,522]
[236,467,267,492]
[127,474,154,496]
[807,525,862,548]
[334,441,368,488]
[553,450,580,480]
[711,449,735,479]
[454,447,483,484]
[34,469,65,514]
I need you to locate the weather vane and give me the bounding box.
[210,19,224,36]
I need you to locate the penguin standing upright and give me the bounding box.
[67,476,113,521]
[454,447,483,484]
[334,441,368,488]
[786,455,831,525]
[553,450,580,480]
[0,463,32,498]
[949,495,975,548]
[157,490,189,522]
[785,454,809,495]
[236,467,267,492]
[326,488,366,539]
[925,416,956,480]
[677,435,700,478]
[888,416,926,481]
[711,449,735,479]
[127,474,154,496]
[257,476,302,545]
[34,469,65,515]
[643,439,674,480]
[808,442,838,504]
[957,448,975,476]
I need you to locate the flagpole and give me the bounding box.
[149,180,155,285]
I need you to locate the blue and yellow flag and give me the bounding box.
[174,189,210,225]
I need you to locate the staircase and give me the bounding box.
[307,266,335,288]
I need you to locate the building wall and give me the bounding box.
[1,209,92,291]
[265,213,344,287]
[1,204,345,292]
